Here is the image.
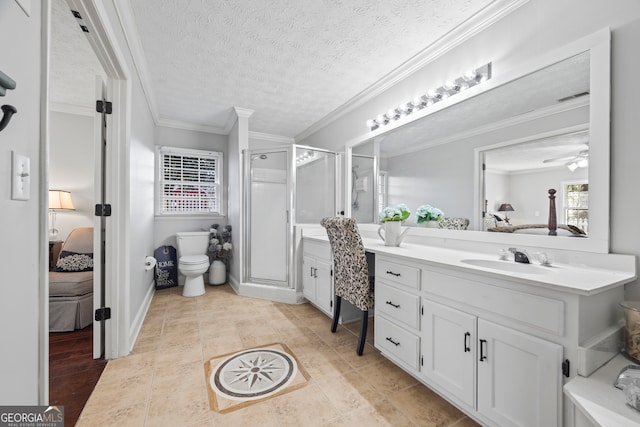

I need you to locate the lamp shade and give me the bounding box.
[498,203,514,212]
[49,190,75,210]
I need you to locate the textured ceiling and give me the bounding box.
[126,0,494,137]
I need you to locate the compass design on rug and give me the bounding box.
[210,348,298,400]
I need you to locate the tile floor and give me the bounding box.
[77,284,480,426]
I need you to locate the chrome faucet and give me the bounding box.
[508,248,530,264]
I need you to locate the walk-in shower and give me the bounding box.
[243,145,338,293]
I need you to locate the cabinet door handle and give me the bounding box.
[385,301,400,309]
[385,337,400,346]
[464,332,471,353]
[310,266,314,277]
[386,270,401,277]
[479,339,487,361]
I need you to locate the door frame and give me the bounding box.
[65,0,131,361]
[40,0,132,403]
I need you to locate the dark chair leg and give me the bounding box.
[331,295,342,333]
[357,310,368,356]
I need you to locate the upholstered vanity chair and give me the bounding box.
[439,217,470,230]
[320,217,374,355]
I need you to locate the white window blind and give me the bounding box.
[156,147,223,215]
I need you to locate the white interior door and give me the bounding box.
[92,76,105,359]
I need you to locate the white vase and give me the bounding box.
[209,260,226,285]
[419,221,440,228]
[377,221,409,247]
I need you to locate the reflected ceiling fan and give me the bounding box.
[543,148,589,171]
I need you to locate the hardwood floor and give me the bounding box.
[49,326,107,426]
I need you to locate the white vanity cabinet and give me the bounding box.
[301,238,361,323]
[302,240,333,316]
[421,299,562,426]
[374,257,422,371]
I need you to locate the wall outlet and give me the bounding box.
[11,151,30,201]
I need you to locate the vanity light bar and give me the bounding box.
[366,63,492,131]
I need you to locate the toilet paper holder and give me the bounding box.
[144,256,157,271]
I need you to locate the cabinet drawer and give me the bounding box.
[375,317,420,371]
[376,282,420,329]
[303,239,330,260]
[376,258,420,290]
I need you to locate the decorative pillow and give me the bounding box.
[56,251,94,272]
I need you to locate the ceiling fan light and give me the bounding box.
[577,158,588,168]
[567,162,578,172]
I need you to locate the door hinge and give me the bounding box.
[96,100,113,114]
[95,307,111,321]
[562,359,570,378]
[95,203,112,217]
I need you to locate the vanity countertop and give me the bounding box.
[564,353,640,427]
[303,234,636,296]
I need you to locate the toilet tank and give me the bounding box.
[175,231,210,257]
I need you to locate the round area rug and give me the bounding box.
[210,347,298,401]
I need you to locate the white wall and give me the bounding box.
[49,111,94,241]
[0,0,43,404]
[153,126,229,248]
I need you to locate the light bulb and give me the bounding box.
[426,89,439,99]
[577,158,588,168]
[567,162,578,172]
[463,69,477,81]
[375,115,385,124]
[443,80,458,91]
[366,119,374,128]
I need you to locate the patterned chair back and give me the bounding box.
[320,217,374,312]
[439,217,470,230]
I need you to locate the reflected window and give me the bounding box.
[564,182,588,232]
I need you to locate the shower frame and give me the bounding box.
[243,144,340,291]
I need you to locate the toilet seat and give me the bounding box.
[180,255,209,265]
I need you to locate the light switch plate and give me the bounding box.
[11,151,30,201]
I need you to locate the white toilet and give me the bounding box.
[176,231,210,297]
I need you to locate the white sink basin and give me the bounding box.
[460,259,548,275]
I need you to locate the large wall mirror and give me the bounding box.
[345,28,610,253]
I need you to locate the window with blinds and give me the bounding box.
[156,147,223,215]
[565,182,588,233]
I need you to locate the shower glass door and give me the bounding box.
[246,149,290,286]
[295,147,337,223]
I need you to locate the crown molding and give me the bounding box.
[49,102,95,117]
[295,0,530,142]
[385,96,589,159]
[113,0,160,124]
[156,118,228,135]
[248,131,295,144]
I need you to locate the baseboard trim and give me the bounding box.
[128,279,155,354]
